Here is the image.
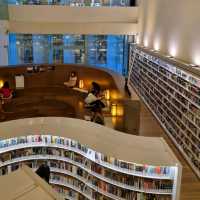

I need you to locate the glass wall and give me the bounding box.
[7,0,134,7]
[8,33,130,75]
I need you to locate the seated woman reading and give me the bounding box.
[84,82,105,108]
[64,72,77,88]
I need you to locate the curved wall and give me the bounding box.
[138,0,200,66]
[0,117,180,166]
[0,64,122,95]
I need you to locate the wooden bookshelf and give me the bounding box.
[128,44,200,179]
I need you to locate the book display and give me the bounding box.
[128,44,200,178]
[0,135,179,200]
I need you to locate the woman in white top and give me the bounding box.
[85,92,101,104]
[64,72,77,88]
[84,83,105,108]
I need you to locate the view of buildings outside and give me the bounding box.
[9,34,130,75]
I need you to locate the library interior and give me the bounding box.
[0,0,199,199]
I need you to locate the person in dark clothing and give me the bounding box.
[36,163,50,183]
[85,81,105,108]
[91,81,101,95]
[124,77,131,97]
[91,104,105,125]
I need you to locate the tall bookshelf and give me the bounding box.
[128,44,200,178]
[0,134,180,200]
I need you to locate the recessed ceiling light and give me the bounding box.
[188,64,199,67]
[166,55,173,58]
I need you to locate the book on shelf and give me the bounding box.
[128,44,200,176]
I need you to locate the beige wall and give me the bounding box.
[8,6,138,35]
[9,21,137,35]
[138,0,200,65]
[8,6,138,23]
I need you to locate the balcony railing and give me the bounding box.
[8,0,133,7]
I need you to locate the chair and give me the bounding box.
[0,94,12,105]
[1,94,13,104]
[0,94,13,120]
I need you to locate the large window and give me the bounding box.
[8,33,130,75]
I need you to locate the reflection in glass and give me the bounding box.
[8,33,129,75]
[87,35,107,67]
[8,0,131,6]
[9,34,33,65]
[51,35,64,63]
[33,35,49,64]
[63,35,86,64]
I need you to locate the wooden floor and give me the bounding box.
[139,103,200,200]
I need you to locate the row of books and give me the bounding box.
[0,148,174,191]
[53,185,86,200]
[136,82,200,171]
[136,47,200,89]
[133,61,200,158]
[50,173,172,200]
[136,55,200,121]
[52,184,110,200]
[138,51,200,108]
[0,135,175,177]
[140,58,197,134]
[136,56,200,139]
[129,46,200,174]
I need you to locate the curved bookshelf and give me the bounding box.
[50,167,173,195]
[0,141,175,180]
[0,117,182,200]
[0,134,179,200]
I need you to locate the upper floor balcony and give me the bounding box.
[8,0,138,7]
[8,5,138,35]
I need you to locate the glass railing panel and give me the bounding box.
[8,0,132,7]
